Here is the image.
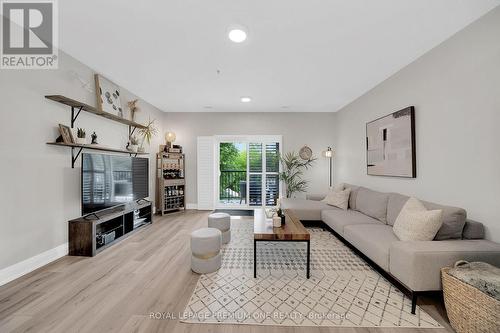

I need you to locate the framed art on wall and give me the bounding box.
[95,74,124,117]
[366,106,416,178]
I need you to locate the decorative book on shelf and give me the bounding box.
[156,147,185,215]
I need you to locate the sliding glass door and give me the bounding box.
[217,137,281,208]
[219,142,247,206]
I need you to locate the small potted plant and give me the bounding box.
[76,128,86,145]
[129,136,139,152]
[138,118,158,153]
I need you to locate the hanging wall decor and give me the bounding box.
[366,106,416,178]
[95,74,124,117]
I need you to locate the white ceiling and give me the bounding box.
[60,0,499,112]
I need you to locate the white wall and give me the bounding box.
[164,112,336,206]
[0,51,165,272]
[334,7,500,241]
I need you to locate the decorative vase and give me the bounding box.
[130,144,138,153]
[272,216,282,228]
[75,137,86,145]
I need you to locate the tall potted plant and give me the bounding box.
[279,151,316,198]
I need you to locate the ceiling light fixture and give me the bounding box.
[240,96,252,103]
[228,28,247,43]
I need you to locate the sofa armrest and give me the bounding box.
[306,193,326,201]
[389,240,500,291]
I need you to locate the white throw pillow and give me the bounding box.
[332,183,345,192]
[393,197,443,241]
[321,183,345,202]
[324,188,351,210]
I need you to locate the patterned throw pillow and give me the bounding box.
[324,188,351,210]
[393,197,443,241]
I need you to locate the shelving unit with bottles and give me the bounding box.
[156,151,185,214]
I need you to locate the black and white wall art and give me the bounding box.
[95,74,124,117]
[366,106,416,178]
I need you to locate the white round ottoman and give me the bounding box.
[208,212,231,244]
[191,228,222,274]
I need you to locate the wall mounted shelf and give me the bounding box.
[45,95,149,168]
[45,95,147,131]
[47,142,148,168]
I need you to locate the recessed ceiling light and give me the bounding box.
[228,28,247,43]
[240,96,252,103]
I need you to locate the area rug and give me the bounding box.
[182,219,442,328]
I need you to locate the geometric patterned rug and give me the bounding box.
[182,218,442,328]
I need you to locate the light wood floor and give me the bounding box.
[0,210,453,333]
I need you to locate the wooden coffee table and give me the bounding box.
[253,208,311,279]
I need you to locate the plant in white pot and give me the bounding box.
[76,128,86,145]
[129,136,139,153]
[138,118,158,153]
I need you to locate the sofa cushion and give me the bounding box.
[321,209,382,236]
[389,239,500,291]
[387,193,410,226]
[387,192,467,240]
[355,187,389,223]
[281,198,336,221]
[344,183,360,210]
[423,201,466,240]
[462,220,485,240]
[393,197,443,241]
[343,224,398,270]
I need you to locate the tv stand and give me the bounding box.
[69,200,152,256]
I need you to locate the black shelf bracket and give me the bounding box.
[70,106,83,128]
[71,146,83,168]
[128,125,139,139]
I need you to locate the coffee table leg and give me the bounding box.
[306,240,310,279]
[254,239,257,278]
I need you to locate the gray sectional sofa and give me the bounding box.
[282,184,500,313]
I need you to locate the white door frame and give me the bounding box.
[213,135,283,209]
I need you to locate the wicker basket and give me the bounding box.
[441,267,500,333]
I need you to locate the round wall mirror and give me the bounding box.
[299,145,313,160]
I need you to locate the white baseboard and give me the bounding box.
[186,203,198,210]
[0,243,68,286]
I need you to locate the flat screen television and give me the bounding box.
[81,153,149,215]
